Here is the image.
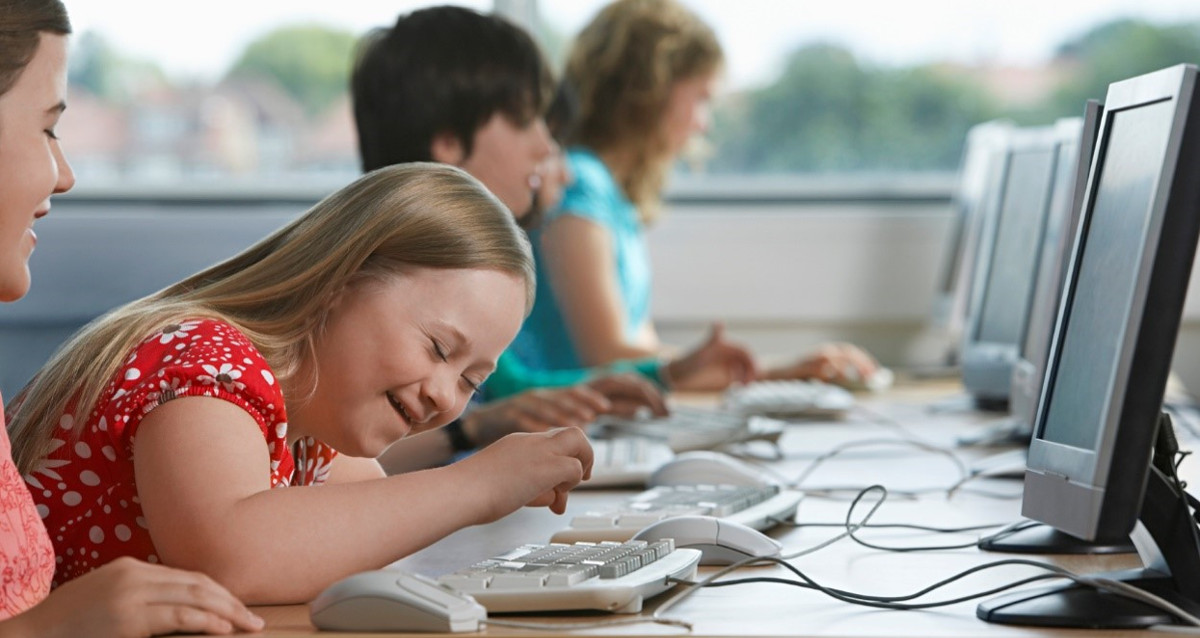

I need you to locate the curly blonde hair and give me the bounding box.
[564,0,722,223]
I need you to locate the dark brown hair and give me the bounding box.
[0,0,71,97]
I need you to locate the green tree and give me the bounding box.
[68,31,167,102]
[709,43,997,173]
[1042,18,1200,120]
[226,24,357,116]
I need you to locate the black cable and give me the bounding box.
[667,556,1090,611]
[778,520,1006,534]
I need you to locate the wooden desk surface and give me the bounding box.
[245,379,1189,637]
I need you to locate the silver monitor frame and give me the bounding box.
[960,126,1063,403]
[1009,104,1103,434]
[1024,64,1200,542]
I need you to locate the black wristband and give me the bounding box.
[443,418,474,452]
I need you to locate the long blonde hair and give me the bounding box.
[7,163,534,474]
[564,0,722,223]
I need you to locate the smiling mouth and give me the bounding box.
[387,394,412,424]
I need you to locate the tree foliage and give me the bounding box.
[226,24,357,116]
[710,18,1200,174]
[68,31,167,102]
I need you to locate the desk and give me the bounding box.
[248,379,1185,637]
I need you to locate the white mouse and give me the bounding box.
[649,450,776,487]
[632,515,783,565]
[310,569,486,633]
[839,365,895,392]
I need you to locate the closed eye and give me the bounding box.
[432,339,448,362]
[45,128,59,140]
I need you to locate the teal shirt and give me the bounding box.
[482,351,663,400]
[510,148,654,373]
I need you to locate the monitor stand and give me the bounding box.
[956,417,1032,447]
[978,421,1200,628]
[977,520,1134,554]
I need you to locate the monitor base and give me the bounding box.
[978,521,1134,554]
[977,570,1199,628]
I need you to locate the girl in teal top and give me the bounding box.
[511,0,881,389]
[513,148,653,372]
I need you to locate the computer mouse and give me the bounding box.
[648,450,776,488]
[632,515,783,565]
[310,569,487,633]
[838,365,895,392]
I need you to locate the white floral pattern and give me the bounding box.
[29,319,337,587]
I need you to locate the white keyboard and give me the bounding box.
[550,484,803,544]
[437,540,701,613]
[593,405,784,452]
[724,380,856,418]
[582,437,676,488]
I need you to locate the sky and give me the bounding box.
[67,0,1200,91]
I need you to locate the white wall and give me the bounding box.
[648,198,1200,395]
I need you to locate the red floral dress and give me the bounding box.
[27,319,337,587]
[0,391,55,618]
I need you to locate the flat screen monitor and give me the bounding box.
[930,121,1013,362]
[959,127,1060,405]
[1008,103,1103,437]
[979,63,1200,629]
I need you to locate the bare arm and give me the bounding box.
[539,215,659,365]
[324,453,386,484]
[377,429,455,475]
[133,397,592,604]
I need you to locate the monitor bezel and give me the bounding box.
[1024,64,1200,542]
[1009,104,1103,427]
[934,121,1014,342]
[958,126,1063,399]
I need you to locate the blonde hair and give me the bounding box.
[7,163,534,474]
[564,0,722,223]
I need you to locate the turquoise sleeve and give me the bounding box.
[483,352,666,400]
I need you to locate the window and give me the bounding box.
[59,0,1200,188]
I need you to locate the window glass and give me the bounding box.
[60,0,1200,187]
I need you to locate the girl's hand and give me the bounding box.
[663,323,759,391]
[764,342,881,387]
[11,557,263,638]
[463,386,611,445]
[585,373,668,418]
[458,427,593,522]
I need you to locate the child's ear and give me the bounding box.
[430,131,467,165]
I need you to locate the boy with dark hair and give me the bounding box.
[355,6,670,471]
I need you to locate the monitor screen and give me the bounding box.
[1023,64,1200,545]
[1037,100,1175,451]
[975,145,1057,345]
[983,65,1200,629]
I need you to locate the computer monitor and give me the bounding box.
[1007,102,1103,439]
[959,126,1061,407]
[978,64,1200,629]
[930,121,1013,365]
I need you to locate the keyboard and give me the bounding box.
[550,484,803,544]
[582,437,676,488]
[437,540,701,614]
[593,405,784,452]
[724,380,856,418]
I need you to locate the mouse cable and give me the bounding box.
[772,485,1009,556]
[945,468,1027,499]
[790,437,968,491]
[663,554,1200,626]
[482,614,692,633]
[848,403,932,441]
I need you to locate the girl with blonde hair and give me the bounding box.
[515,0,881,388]
[8,162,592,605]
